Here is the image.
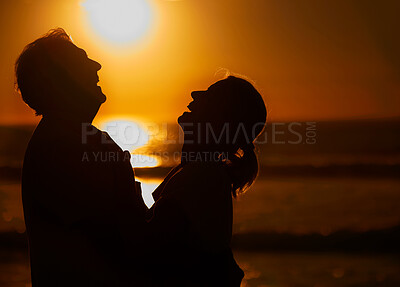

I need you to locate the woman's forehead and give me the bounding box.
[209,79,226,89]
[207,80,231,95]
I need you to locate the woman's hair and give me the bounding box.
[227,142,260,197]
[219,76,266,197]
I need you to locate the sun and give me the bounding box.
[81,0,153,44]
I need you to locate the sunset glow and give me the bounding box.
[1,1,399,125]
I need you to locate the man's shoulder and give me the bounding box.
[30,119,79,144]
[25,119,93,163]
[31,119,116,150]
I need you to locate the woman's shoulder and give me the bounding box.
[158,163,232,212]
[160,162,232,224]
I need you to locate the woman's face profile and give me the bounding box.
[178,80,228,126]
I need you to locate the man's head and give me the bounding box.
[15,28,106,120]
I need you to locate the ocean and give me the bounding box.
[0,119,399,286]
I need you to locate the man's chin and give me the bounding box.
[84,87,106,104]
[98,92,107,103]
[95,86,106,103]
[90,90,106,104]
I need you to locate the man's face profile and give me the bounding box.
[52,41,106,106]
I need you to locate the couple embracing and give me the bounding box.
[16,28,266,286]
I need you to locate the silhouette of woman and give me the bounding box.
[148,76,266,286]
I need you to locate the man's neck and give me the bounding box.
[44,112,95,127]
[44,108,98,125]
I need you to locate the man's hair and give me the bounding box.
[15,28,72,116]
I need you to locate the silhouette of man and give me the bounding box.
[15,29,148,286]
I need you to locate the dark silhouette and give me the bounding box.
[148,76,267,286]
[15,28,148,286]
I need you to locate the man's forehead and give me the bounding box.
[48,42,87,66]
[68,43,86,55]
[54,41,86,56]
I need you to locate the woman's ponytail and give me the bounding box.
[226,143,259,197]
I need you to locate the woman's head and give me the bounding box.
[179,76,266,151]
[179,76,267,196]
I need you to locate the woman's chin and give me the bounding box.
[178,111,191,124]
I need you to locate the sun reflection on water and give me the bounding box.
[96,117,161,168]
[98,119,149,151]
[136,177,161,208]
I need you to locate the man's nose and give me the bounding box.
[90,59,102,71]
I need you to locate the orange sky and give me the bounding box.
[0,0,399,125]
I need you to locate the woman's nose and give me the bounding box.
[191,91,204,100]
